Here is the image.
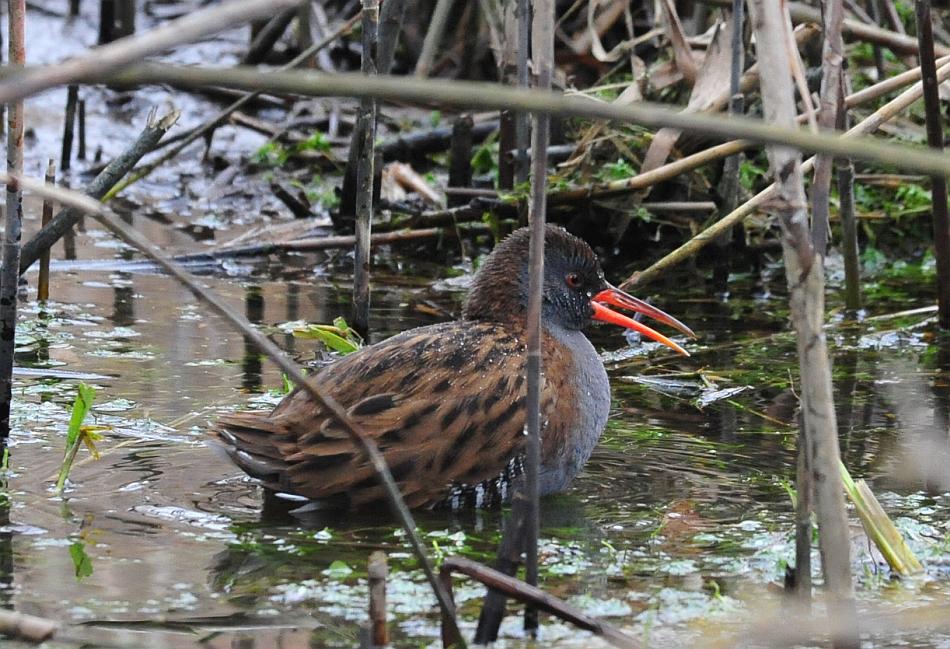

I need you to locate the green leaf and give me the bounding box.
[331,316,349,331]
[56,383,98,495]
[66,383,96,447]
[69,541,93,580]
[252,142,289,167]
[599,158,636,181]
[293,318,363,355]
[294,326,360,354]
[324,560,352,579]
[471,142,497,176]
[294,131,331,153]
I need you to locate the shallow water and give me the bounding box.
[4,5,950,649]
[4,230,949,649]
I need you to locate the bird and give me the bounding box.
[215,225,694,510]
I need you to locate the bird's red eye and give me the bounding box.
[565,273,581,288]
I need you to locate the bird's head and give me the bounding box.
[463,225,694,355]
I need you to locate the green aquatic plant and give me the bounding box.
[292,175,340,210]
[293,316,363,354]
[471,139,498,178]
[69,539,93,580]
[252,142,289,167]
[598,158,637,182]
[55,383,104,496]
[253,132,332,168]
[739,156,769,192]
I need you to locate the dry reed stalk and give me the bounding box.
[0,0,26,442]
[752,3,857,647]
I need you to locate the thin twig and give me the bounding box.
[171,226,483,263]
[713,0,745,290]
[793,409,813,605]
[415,0,453,77]
[523,0,553,635]
[810,0,846,256]
[448,115,473,208]
[352,0,379,338]
[865,0,887,79]
[77,97,86,160]
[243,9,296,65]
[376,0,407,74]
[60,84,78,172]
[368,551,388,647]
[475,492,530,643]
[837,159,861,309]
[514,0,530,186]
[445,557,640,649]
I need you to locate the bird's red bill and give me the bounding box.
[591,286,694,357]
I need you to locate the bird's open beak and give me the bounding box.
[591,284,695,357]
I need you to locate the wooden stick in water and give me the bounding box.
[60,84,78,172]
[447,557,640,649]
[77,98,86,160]
[0,609,57,642]
[523,0,554,635]
[368,551,388,647]
[352,0,379,339]
[0,0,26,443]
[38,159,55,302]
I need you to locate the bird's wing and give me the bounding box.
[217,321,564,508]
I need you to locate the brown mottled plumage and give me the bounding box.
[215,225,693,510]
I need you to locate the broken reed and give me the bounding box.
[839,462,923,576]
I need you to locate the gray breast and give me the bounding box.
[539,326,610,495]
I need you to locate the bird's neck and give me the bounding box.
[462,259,528,323]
